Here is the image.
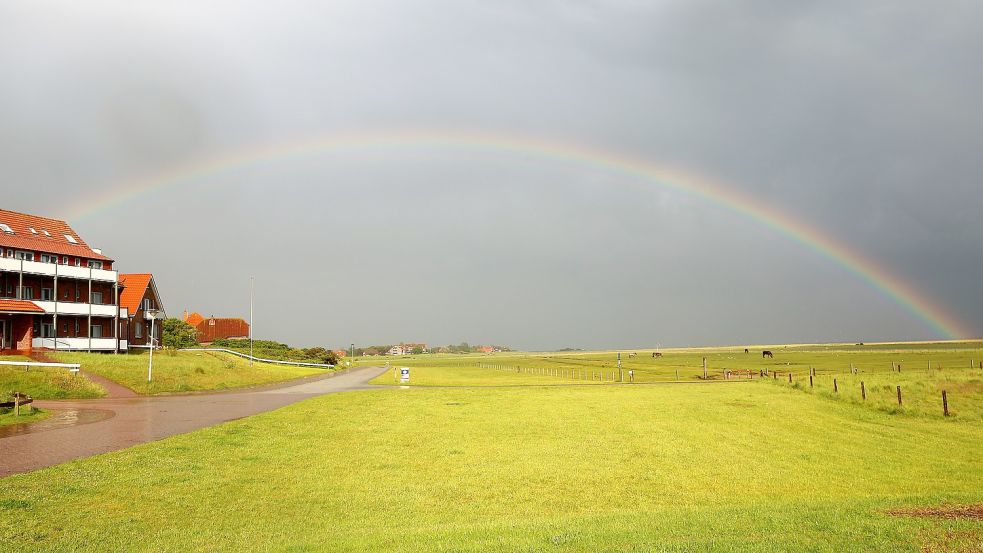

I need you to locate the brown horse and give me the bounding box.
[652,352,663,358]
[762,350,774,359]
[744,348,749,354]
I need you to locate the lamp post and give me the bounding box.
[351,343,355,363]
[249,277,254,366]
[146,309,161,382]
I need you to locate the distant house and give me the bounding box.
[182,310,249,344]
[118,273,166,349]
[388,343,428,355]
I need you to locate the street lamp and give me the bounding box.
[146,309,162,382]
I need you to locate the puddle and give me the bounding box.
[0,408,115,438]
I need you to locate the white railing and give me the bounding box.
[32,301,119,317]
[0,257,117,283]
[0,359,81,373]
[32,337,120,350]
[179,348,335,369]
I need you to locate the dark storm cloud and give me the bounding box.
[2,0,981,348]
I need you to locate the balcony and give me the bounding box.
[32,337,121,351]
[0,257,117,283]
[32,301,120,317]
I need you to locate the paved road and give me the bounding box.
[0,366,388,478]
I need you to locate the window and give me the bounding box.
[41,323,55,338]
[91,291,104,304]
[75,258,81,267]
[87,260,103,270]
[65,234,78,243]
[28,227,37,235]
[135,322,143,338]
[40,254,58,264]
[90,325,103,338]
[42,229,50,236]
[41,288,53,301]
[62,256,69,264]
[19,287,33,300]
[74,320,79,336]
[0,223,13,235]
[15,251,34,261]
[143,298,154,311]
[6,249,13,258]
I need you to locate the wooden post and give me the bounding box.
[703,357,707,379]
[896,386,902,406]
[833,378,838,392]
[773,371,777,379]
[897,364,900,373]
[861,381,866,401]
[14,394,19,417]
[891,361,895,372]
[809,375,813,388]
[942,390,949,417]
[788,373,792,383]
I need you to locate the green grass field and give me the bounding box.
[2,347,982,551]
[51,350,326,395]
[369,342,983,420]
[0,355,105,400]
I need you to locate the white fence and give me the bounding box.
[0,359,81,373]
[178,348,335,369]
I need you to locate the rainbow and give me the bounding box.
[65,129,971,339]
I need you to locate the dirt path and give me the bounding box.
[0,366,388,478]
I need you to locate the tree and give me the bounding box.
[162,318,198,349]
[411,346,424,355]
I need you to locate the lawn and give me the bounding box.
[1,380,980,551]
[0,355,105,400]
[371,342,983,420]
[50,350,327,395]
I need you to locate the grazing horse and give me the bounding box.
[652,352,663,358]
[744,348,749,354]
[762,350,774,359]
[628,352,637,358]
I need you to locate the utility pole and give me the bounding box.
[249,277,254,366]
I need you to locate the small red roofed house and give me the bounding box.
[388,343,428,355]
[118,274,166,348]
[183,310,249,344]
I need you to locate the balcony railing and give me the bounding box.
[0,257,117,282]
[32,301,120,317]
[32,337,122,351]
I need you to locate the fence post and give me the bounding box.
[861,381,866,401]
[897,386,902,406]
[942,390,949,417]
[703,357,707,379]
[833,378,838,393]
[809,374,813,388]
[14,395,19,417]
[788,373,792,383]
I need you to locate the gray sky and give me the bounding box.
[3,1,981,350]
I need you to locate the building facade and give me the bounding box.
[0,208,158,353]
[119,274,166,348]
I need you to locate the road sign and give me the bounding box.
[400,368,410,383]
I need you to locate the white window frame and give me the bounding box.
[15,250,34,261]
[91,291,104,304]
[41,288,54,301]
[135,322,143,338]
[87,260,103,270]
[90,325,103,338]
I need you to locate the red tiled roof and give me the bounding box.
[118,273,153,313]
[0,208,112,261]
[184,311,204,327]
[0,299,43,313]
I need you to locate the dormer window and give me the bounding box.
[0,224,12,235]
[42,229,51,236]
[29,227,37,234]
[65,234,78,244]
